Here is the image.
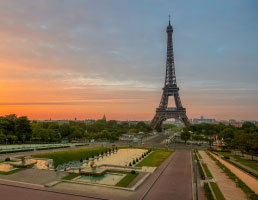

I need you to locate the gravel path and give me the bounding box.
[199,151,247,200]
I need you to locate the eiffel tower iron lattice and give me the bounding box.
[151,18,190,130]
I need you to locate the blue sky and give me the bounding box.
[0,0,257,120]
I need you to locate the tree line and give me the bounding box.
[181,122,258,158]
[0,114,151,144]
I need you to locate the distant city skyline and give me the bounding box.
[0,0,258,121]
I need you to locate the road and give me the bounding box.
[142,150,193,200]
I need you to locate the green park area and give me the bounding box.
[136,149,173,167]
[210,182,225,200]
[33,147,111,168]
[107,170,138,187]
[217,151,258,172]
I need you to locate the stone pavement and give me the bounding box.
[199,151,248,200]
[0,184,96,200]
[0,150,193,200]
[0,168,67,185]
[142,150,192,200]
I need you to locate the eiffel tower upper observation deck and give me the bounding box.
[151,18,190,130]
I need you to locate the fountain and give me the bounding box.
[80,161,106,176]
[10,156,37,168]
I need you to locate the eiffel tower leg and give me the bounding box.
[151,114,164,131]
[180,114,191,127]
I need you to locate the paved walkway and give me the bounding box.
[212,153,258,195]
[0,149,193,200]
[0,184,96,200]
[199,151,247,200]
[229,157,258,177]
[0,169,67,185]
[142,150,192,200]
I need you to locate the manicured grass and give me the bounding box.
[207,152,258,200]
[62,173,80,180]
[202,163,213,178]
[115,172,138,187]
[204,183,214,200]
[197,160,205,179]
[136,150,173,167]
[217,152,258,171]
[32,147,110,168]
[106,170,130,174]
[210,182,225,200]
[196,150,202,159]
[0,168,24,175]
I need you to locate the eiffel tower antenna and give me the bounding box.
[151,20,190,130]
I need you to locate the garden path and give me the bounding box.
[199,151,247,200]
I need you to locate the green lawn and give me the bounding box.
[204,183,214,200]
[136,150,173,167]
[32,147,111,168]
[210,182,225,200]
[106,170,129,174]
[196,150,202,159]
[217,152,258,171]
[62,173,80,180]
[0,168,24,175]
[202,163,213,178]
[62,170,138,188]
[115,172,138,187]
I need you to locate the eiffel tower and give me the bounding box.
[151,18,190,130]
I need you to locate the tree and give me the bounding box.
[129,128,137,134]
[250,132,258,160]
[15,116,32,142]
[219,128,235,148]
[59,124,71,138]
[242,122,255,130]
[0,130,6,143]
[181,130,190,144]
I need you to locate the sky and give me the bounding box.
[0,0,258,121]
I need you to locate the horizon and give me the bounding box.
[1,0,258,121]
[1,113,256,122]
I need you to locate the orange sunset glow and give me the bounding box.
[1,1,258,121]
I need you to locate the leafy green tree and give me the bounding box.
[15,116,32,142]
[59,124,71,138]
[181,130,190,144]
[241,122,255,130]
[219,128,235,147]
[129,128,137,134]
[0,130,6,142]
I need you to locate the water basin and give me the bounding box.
[76,173,125,185]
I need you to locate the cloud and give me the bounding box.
[0,0,257,120]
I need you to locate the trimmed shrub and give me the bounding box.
[129,162,132,166]
[80,158,83,163]
[5,157,10,161]
[133,160,136,164]
[136,158,139,162]
[131,170,136,174]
